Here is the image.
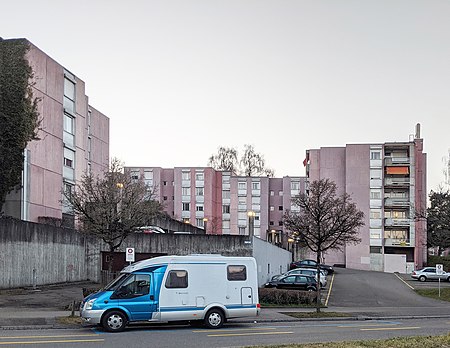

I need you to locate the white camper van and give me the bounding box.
[80,254,260,332]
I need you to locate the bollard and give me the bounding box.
[71,300,76,317]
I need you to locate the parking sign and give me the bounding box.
[126,247,135,262]
[436,264,444,275]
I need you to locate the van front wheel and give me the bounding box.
[102,310,127,332]
[204,308,224,329]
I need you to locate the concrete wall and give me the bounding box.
[0,218,290,289]
[252,236,292,287]
[0,219,86,289]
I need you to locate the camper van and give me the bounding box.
[80,254,260,332]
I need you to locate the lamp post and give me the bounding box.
[203,217,208,234]
[247,211,255,239]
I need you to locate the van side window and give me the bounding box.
[165,270,188,288]
[114,274,150,298]
[227,265,247,281]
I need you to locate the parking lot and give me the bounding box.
[395,272,450,290]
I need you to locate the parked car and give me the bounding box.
[265,274,318,291]
[411,267,450,282]
[290,259,334,274]
[271,268,327,288]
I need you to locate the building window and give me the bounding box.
[370,211,381,219]
[278,221,283,226]
[252,182,260,190]
[370,151,381,160]
[278,191,283,196]
[163,181,167,186]
[270,206,274,211]
[196,218,204,227]
[182,203,190,211]
[278,206,283,211]
[63,148,75,168]
[182,171,190,180]
[291,181,300,190]
[222,205,230,214]
[223,190,230,199]
[182,187,190,195]
[196,187,204,196]
[270,221,274,226]
[238,182,247,189]
[238,227,246,235]
[370,246,382,254]
[370,190,381,199]
[163,196,167,201]
[196,205,204,212]
[270,190,274,196]
[64,114,74,134]
[63,75,76,114]
[195,172,204,181]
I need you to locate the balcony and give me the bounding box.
[385,177,410,186]
[384,197,410,207]
[384,238,411,247]
[384,218,410,227]
[385,157,410,165]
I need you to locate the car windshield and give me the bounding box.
[104,273,129,291]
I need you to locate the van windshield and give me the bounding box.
[104,274,129,291]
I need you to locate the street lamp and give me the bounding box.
[247,211,256,238]
[203,217,208,234]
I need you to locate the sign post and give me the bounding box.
[436,264,444,297]
[126,247,135,265]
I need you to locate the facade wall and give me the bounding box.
[127,166,306,244]
[306,131,427,272]
[2,40,110,224]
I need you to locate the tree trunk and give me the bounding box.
[316,251,321,313]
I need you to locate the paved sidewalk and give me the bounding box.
[2,281,450,330]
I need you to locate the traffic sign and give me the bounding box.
[436,264,444,275]
[126,247,135,262]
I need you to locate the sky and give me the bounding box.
[2,0,450,192]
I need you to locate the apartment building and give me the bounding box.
[305,125,427,272]
[125,166,305,243]
[2,39,110,226]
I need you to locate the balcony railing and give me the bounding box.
[385,177,410,186]
[384,218,410,227]
[384,238,411,246]
[384,197,410,206]
[385,157,410,165]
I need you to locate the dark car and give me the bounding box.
[289,259,334,274]
[264,274,318,291]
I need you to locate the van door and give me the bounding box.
[240,287,253,305]
[113,274,156,321]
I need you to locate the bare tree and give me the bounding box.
[208,144,274,177]
[208,146,239,173]
[64,158,164,273]
[283,179,365,312]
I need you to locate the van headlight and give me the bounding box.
[85,299,95,310]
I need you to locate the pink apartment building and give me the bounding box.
[2,39,110,226]
[305,125,427,272]
[125,166,305,243]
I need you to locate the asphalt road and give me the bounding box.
[1,318,450,348]
[327,267,450,308]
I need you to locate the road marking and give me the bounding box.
[324,272,335,306]
[207,331,293,337]
[0,334,100,340]
[0,339,104,345]
[360,326,420,331]
[193,327,277,333]
[394,272,415,290]
[338,323,398,328]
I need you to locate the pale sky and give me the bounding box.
[2,0,449,192]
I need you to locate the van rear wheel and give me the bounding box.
[204,308,224,329]
[101,310,127,332]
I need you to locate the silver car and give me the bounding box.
[411,267,450,282]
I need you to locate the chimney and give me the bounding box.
[415,123,421,139]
